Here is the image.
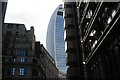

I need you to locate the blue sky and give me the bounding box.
[5,0,63,48]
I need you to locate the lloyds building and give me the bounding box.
[64,1,120,80]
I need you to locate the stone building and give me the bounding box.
[35,42,59,79]
[2,23,45,80]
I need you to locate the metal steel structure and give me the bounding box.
[64,1,120,80]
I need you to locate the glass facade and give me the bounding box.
[46,5,67,73]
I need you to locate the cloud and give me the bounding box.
[5,0,62,48]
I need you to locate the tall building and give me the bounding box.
[46,4,67,74]
[2,23,45,80]
[64,1,120,80]
[0,1,7,79]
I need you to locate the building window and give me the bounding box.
[8,68,16,75]
[15,37,20,41]
[19,68,26,76]
[15,50,26,56]
[21,50,27,56]
[6,31,12,36]
[15,50,19,56]
[16,25,19,29]
[20,58,26,62]
[15,44,20,48]
[12,58,16,62]
[16,32,19,36]
[7,24,13,28]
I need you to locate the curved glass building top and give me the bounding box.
[46,4,67,73]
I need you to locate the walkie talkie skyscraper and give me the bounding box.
[46,4,67,74]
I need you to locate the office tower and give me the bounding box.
[64,1,120,80]
[2,23,45,79]
[46,4,67,74]
[0,1,7,79]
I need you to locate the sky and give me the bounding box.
[5,0,63,48]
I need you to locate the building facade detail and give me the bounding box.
[2,23,59,80]
[64,1,120,80]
